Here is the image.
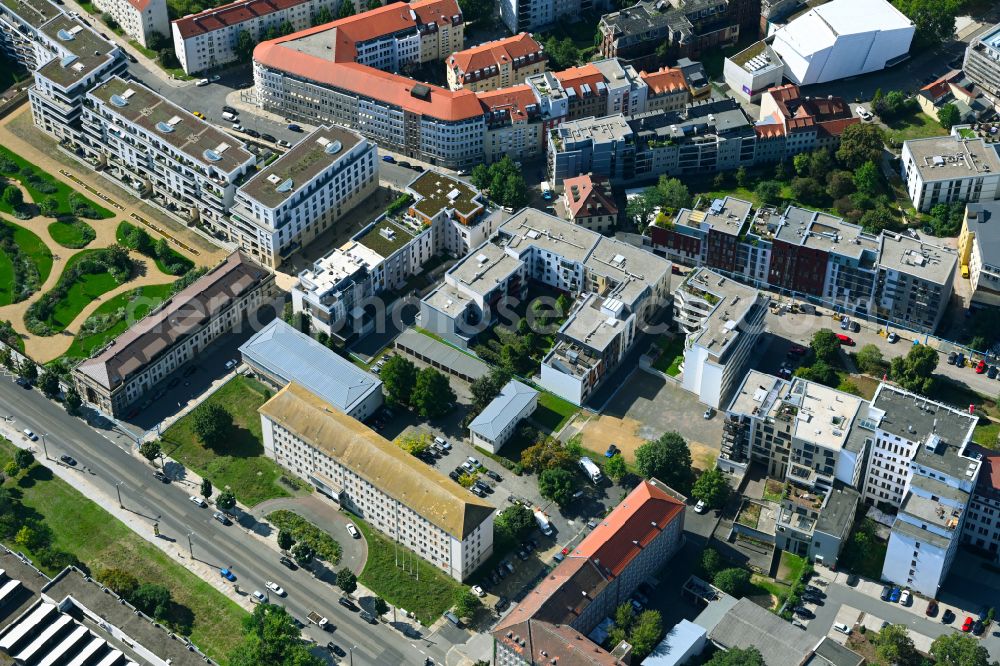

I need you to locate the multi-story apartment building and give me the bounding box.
[477,84,546,162]
[28,13,127,145]
[229,126,378,267]
[673,268,767,409]
[259,381,494,581]
[73,252,276,417]
[875,232,957,333]
[94,0,168,49]
[81,76,256,230]
[549,98,759,185]
[598,0,739,65]
[446,33,546,92]
[963,445,1000,557]
[406,170,504,257]
[499,0,613,35]
[776,482,860,567]
[648,201,955,333]
[867,384,980,595]
[171,0,340,74]
[641,66,691,112]
[958,202,1000,308]
[0,0,60,71]
[964,23,1000,105]
[557,173,618,232]
[756,84,859,155]
[901,129,1000,212]
[494,479,685,665]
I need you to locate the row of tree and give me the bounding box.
[469,157,529,211]
[380,356,456,419]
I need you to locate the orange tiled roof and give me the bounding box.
[477,84,538,121]
[556,64,606,97]
[449,32,544,83]
[173,0,310,39]
[563,174,617,219]
[640,67,687,94]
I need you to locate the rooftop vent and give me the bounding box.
[276,178,294,193]
[60,54,79,68]
[156,121,175,133]
[324,139,343,155]
[266,174,282,184]
[203,149,222,162]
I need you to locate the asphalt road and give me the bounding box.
[0,374,446,666]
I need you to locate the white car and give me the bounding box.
[833,622,852,635]
[471,585,485,597]
[265,581,285,596]
[251,590,266,603]
[195,78,209,87]
[899,590,911,606]
[22,429,37,441]
[856,106,872,120]
[694,500,707,514]
[346,522,360,539]
[188,495,207,508]
[467,456,481,468]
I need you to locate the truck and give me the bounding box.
[533,508,553,536]
[307,611,329,630]
[579,457,603,484]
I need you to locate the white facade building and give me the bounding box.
[770,0,914,86]
[170,0,340,74]
[469,380,539,453]
[675,268,768,410]
[723,41,785,103]
[230,126,378,267]
[94,0,168,48]
[901,129,1000,213]
[81,76,256,229]
[260,381,494,581]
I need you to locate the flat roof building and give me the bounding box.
[876,232,957,333]
[959,202,1000,308]
[469,380,538,453]
[239,318,383,421]
[901,130,1000,213]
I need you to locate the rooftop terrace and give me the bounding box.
[409,171,484,221]
[1,0,59,29]
[355,217,421,258]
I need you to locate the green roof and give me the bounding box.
[355,218,419,257]
[409,171,483,220]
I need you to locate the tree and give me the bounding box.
[2,186,22,209]
[700,548,725,580]
[453,589,482,618]
[229,603,322,666]
[39,197,59,217]
[691,468,730,509]
[538,467,575,507]
[795,360,840,387]
[381,356,417,407]
[626,190,658,229]
[200,478,213,499]
[335,0,355,17]
[541,36,581,70]
[853,160,880,195]
[938,103,961,129]
[811,328,841,364]
[855,344,884,374]
[158,48,179,69]
[15,525,41,549]
[705,647,765,666]
[876,624,918,666]
[630,610,663,658]
[14,449,33,471]
[292,542,315,566]
[373,596,389,616]
[139,440,161,465]
[520,436,573,472]
[131,583,172,621]
[754,180,782,205]
[808,149,834,180]
[634,432,692,492]
[604,454,627,483]
[735,166,749,187]
[930,632,991,666]
[64,386,82,415]
[395,432,430,456]
[712,567,751,596]
[893,0,960,46]
[235,30,255,62]
[38,370,60,398]
[651,176,691,212]
[216,489,236,512]
[837,123,885,169]
[826,170,855,199]
[18,361,37,383]
[495,504,535,546]
[790,177,824,205]
[2,462,17,478]
[411,367,456,419]
[470,367,511,414]
[311,4,333,25]
[96,568,139,598]
[277,529,295,552]
[793,153,811,176]
[336,567,357,594]
[889,344,938,394]
[191,403,233,445]
[860,205,897,234]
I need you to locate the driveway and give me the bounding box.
[253,495,369,576]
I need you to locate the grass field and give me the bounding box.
[884,108,949,144]
[116,221,195,275]
[128,41,193,80]
[0,249,12,306]
[42,250,124,331]
[533,392,578,432]
[652,335,685,376]
[353,517,461,625]
[62,283,173,360]
[2,217,52,285]
[162,376,293,507]
[0,145,112,219]
[47,219,96,249]
[0,438,246,661]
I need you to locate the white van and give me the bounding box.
[221,111,238,122]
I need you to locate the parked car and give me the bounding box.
[220,568,237,582]
[703,408,715,419]
[287,124,302,132]
[605,444,620,458]
[222,105,237,114]
[209,74,221,82]
[196,78,209,86]
[840,317,851,330]
[857,106,873,120]
[694,500,707,513]
[833,622,851,635]
[382,155,396,163]
[486,470,503,482]
[942,609,955,624]
[188,495,207,508]
[213,511,231,525]
[926,600,939,617]
[889,587,901,603]
[887,331,899,343]
[989,365,998,379]
[192,111,205,119]
[900,590,911,606]
[793,607,814,619]
[836,334,855,346]
[338,597,357,611]
[251,590,265,603]
[948,352,958,365]
[963,616,974,632]
[277,139,291,148]
[279,555,298,570]
[22,429,37,441]
[850,321,860,333]
[346,523,360,539]
[153,470,170,483]
[471,486,486,498]
[880,585,892,601]
[245,129,261,139]
[261,133,276,143]
[224,359,239,370]
[472,585,485,597]
[788,344,807,355]
[399,161,411,168]
[974,620,985,635]
[126,53,137,63]
[976,359,987,374]
[59,455,77,466]
[495,596,510,612]
[957,353,966,367]
[449,470,461,481]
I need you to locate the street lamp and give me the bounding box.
[186,531,195,558]
[114,480,124,508]
[348,645,358,666]
[40,433,48,460]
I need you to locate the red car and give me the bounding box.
[975,360,987,374]
[788,344,807,356]
[836,334,855,346]
[963,616,974,632]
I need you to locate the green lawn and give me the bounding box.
[975,418,1000,449]
[116,221,194,275]
[47,219,96,249]
[533,392,578,432]
[0,145,112,219]
[161,376,293,507]
[42,250,123,331]
[838,518,888,581]
[62,283,173,360]
[128,41,194,80]
[9,220,53,284]
[884,108,949,145]
[0,249,13,306]
[266,510,341,565]
[652,335,685,376]
[0,438,246,661]
[353,517,462,625]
